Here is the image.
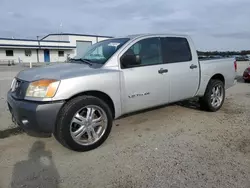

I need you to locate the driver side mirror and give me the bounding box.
[121,54,141,68]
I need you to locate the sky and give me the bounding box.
[0,0,250,51]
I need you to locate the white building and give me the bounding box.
[0,33,112,63]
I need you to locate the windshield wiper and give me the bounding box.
[82,58,94,64]
[70,58,92,66]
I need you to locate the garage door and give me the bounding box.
[76,41,92,57]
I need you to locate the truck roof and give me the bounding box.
[123,33,189,39]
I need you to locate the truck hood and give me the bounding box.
[16,63,105,82]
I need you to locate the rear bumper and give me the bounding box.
[7,91,64,134]
[243,74,250,80]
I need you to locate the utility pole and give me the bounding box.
[36,36,40,62]
[58,23,63,62]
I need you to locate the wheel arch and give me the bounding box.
[66,90,115,119]
[197,73,225,97]
[204,73,225,93]
[210,73,225,85]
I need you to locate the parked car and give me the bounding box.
[243,67,250,82]
[236,55,249,61]
[7,34,237,151]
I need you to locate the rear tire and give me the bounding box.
[199,79,225,112]
[54,95,113,152]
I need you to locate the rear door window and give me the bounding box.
[161,37,192,63]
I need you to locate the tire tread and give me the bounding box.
[199,79,225,112]
[54,95,112,151]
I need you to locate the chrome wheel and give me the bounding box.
[70,105,108,146]
[211,85,223,108]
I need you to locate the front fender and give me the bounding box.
[53,72,122,118]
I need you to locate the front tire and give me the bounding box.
[54,96,113,152]
[199,79,225,112]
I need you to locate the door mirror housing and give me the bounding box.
[121,54,141,68]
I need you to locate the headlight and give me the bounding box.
[26,79,60,98]
[10,78,17,92]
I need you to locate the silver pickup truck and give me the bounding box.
[7,34,237,151]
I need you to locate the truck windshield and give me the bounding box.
[73,38,130,65]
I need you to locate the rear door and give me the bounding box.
[161,37,199,102]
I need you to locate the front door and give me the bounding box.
[44,49,50,62]
[161,37,199,102]
[120,37,170,114]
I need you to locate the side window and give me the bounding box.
[6,50,14,56]
[58,51,64,57]
[162,37,192,63]
[25,49,32,57]
[131,43,141,55]
[122,37,162,67]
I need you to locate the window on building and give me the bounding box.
[58,51,64,57]
[25,49,32,57]
[6,50,13,56]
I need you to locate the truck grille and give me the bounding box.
[11,79,29,99]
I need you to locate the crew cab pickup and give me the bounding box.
[7,34,237,151]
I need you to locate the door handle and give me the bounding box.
[190,64,198,69]
[158,68,168,74]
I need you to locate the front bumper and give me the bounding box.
[7,91,64,134]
